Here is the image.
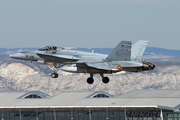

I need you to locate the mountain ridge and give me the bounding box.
[0,46,180,96]
[0,54,180,96]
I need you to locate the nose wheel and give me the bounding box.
[51,73,58,78]
[49,63,65,78]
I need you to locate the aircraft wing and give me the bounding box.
[37,53,110,70]
[86,62,110,70]
[64,60,111,70]
[37,53,79,62]
[64,59,102,64]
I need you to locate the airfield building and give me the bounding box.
[0,90,180,120]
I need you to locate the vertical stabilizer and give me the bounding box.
[131,40,149,61]
[106,41,131,61]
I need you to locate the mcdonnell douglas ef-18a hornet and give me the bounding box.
[9,40,155,84]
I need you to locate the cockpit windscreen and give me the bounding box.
[38,46,60,51]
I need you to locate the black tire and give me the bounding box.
[51,73,58,78]
[87,77,94,84]
[102,77,109,84]
[55,73,58,78]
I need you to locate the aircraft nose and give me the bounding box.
[9,53,24,59]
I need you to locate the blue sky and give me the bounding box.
[0,0,180,49]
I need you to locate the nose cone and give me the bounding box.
[9,53,24,59]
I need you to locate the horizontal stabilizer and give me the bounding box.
[106,41,132,61]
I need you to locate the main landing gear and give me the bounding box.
[87,73,109,84]
[87,73,94,84]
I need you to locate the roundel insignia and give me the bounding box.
[118,65,121,69]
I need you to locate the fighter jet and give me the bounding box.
[9,40,155,84]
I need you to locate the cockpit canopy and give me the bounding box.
[38,46,64,51]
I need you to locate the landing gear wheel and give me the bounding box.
[51,73,58,78]
[102,77,109,84]
[87,77,94,84]
[55,73,58,78]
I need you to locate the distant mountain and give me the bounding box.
[144,47,180,57]
[0,59,180,96]
[0,48,37,55]
[0,47,180,57]
[0,48,180,96]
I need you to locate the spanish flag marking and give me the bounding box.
[118,65,121,69]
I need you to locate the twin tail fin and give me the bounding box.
[106,41,132,61]
[106,40,149,61]
[131,40,149,61]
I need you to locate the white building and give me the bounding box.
[0,90,179,120]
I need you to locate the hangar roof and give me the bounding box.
[118,90,180,98]
[0,90,180,111]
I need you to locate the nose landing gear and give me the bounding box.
[51,73,58,78]
[49,63,65,78]
[50,66,59,78]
